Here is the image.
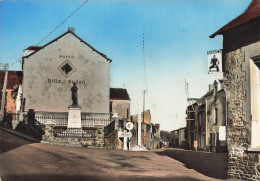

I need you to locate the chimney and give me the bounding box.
[208,84,214,91]
[68,27,75,33]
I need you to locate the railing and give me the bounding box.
[35,113,111,127]
[81,117,111,127]
[36,114,68,126]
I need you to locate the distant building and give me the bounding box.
[170,130,178,147]
[210,0,260,179]
[170,127,185,148]
[186,102,197,150]
[186,80,226,152]
[0,71,23,128]
[110,88,130,120]
[130,110,160,150]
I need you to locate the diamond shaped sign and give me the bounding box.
[58,59,76,78]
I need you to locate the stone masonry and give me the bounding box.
[224,49,260,180]
[104,129,119,149]
[42,125,105,148]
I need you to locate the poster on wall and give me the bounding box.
[219,126,226,141]
[207,49,222,73]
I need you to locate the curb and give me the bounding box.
[0,126,40,143]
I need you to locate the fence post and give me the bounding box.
[28,109,36,125]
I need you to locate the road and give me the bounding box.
[0,129,225,181]
[156,148,228,180]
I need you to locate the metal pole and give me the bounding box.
[143,90,146,123]
[138,113,141,145]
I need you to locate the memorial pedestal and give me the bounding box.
[68,106,82,128]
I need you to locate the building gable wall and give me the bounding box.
[110,100,130,120]
[22,33,110,113]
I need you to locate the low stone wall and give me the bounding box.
[228,148,260,180]
[42,125,105,148]
[104,129,119,149]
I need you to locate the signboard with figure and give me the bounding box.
[207,49,222,73]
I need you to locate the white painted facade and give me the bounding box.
[22,31,111,115]
[250,58,260,148]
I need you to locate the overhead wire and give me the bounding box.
[4,0,89,70]
[36,0,89,46]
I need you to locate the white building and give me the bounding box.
[22,28,112,120]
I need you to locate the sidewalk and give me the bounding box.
[0,126,40,143]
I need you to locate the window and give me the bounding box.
[250,57,260,148]
[214,108,218,124]
[127,108,129,119]
[199,113,202,126]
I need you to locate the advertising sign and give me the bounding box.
[207,49,222,73]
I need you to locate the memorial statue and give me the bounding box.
[71,83,78,106]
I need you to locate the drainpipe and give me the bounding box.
[224,88,228,147]
[205,98,208,151]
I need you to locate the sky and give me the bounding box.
[0,0,252,131]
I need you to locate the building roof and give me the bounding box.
[210,0,260,38]
[0,71,23,90]
[110,88,131,100]
[24,46,42,51]
[23,29,112,62]
[198,90,214,102]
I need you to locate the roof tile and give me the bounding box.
[210,0,260,38]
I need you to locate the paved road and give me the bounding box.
[0,130,225,181]
[156,148,228,180]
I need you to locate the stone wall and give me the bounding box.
[224,49,260,180]
[42,125,105,148]
[104,129,120,149]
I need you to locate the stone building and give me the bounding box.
[22,28,111,121]
[186,80,226,152]
[170,130,178,147]
[186,102,197,150]
[0,71,23,128]
[110,88,130,120]
[129,110,160,150]
[171,127,185,148]
[210,0,260,179]
[198,80,226,152]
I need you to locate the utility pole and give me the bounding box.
[143,89,146,123]
[0,63,9,122]
[142,34,147,123]
[185,79,189,105]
